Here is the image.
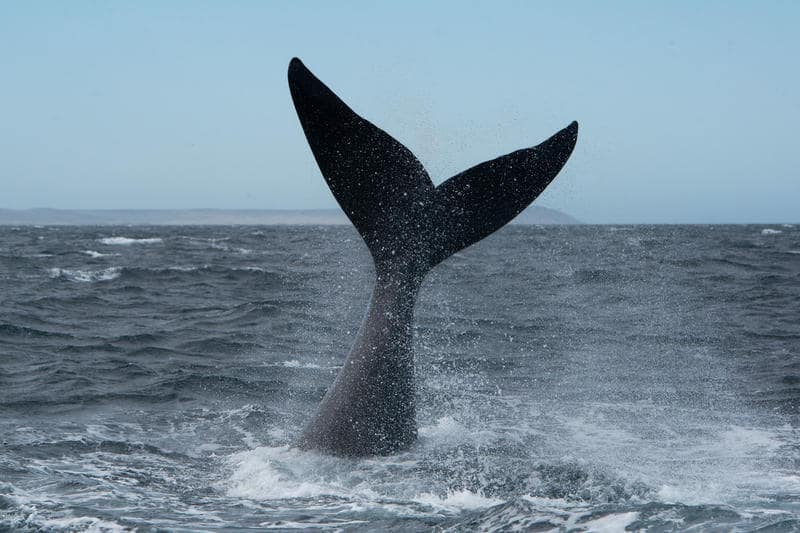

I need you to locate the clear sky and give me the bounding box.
[1,1,798,223]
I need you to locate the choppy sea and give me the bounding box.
[1,224,798,532]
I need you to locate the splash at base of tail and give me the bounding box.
[288,57,577,456]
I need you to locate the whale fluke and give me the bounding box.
[288,57,577,456]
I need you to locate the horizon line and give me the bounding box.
[0,207,796,226]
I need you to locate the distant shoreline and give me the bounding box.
[0,207,581,226]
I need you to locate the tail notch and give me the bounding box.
[288,58,578,271]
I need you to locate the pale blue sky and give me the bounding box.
[1,1,798,223]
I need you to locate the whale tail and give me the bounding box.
[289,58,577,455]
[288,56,577,272]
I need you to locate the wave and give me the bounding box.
[0,323,73,339]
[277,359,337,370]
[224,446,501,510]
[0,511,131,533]
[761,228,782,235]
[438,497,642,532]
[48,267,121,283]
[141,265,268,273]
[82,250,119,258]
[179,236,254,254]
[119,265,280,282]
[435,497,796,532]
[222,445,677,529]
[43,265,282,284]
[99,237,163,245]
[414,489,504,511]
[206,243,254,254]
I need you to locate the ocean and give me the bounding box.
[0,224,798,531]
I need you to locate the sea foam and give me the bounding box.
[99,237,163,245]
[49,267,121,283]
[414,489,504,511]
[82,250,119,258]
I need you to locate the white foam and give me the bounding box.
[49,267,121,282]
[417,416,497,448]
[521,495,580,508]
[0,505,130,533]
[581,511,640,532]
[717,425,783,452]
[278,359,333,369]
[39,516,129,532]
[760,228,782,235]
[181,236,252,254]
[99,237,163,245]
[414,489,504,511]
[552,402,800,509]
[83,250,118,258]
[256,520,368,529]
[225,446,356,500]
[512,496,599,530]
[167,265,199,272]
[223,445,511,521]
[418,416,467,440]
[211,241,253,254]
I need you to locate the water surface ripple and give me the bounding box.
[1,224,798,531]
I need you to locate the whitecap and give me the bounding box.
[180,236,251,253]
[414,489,504,511]
[224,446,355,500]
[278,360,335,370]
[49,267,121,283]
[99,237,163,245]
[760,228,782,235]
[256,520,368,529]
[580,511,640,532]
[83,250,118,258]
[217,244,254,254]
[17,515,129,533]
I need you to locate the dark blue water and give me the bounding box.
[1,224,798,531]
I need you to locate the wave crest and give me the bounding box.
[48,267,121,283]
[99,237,163,245]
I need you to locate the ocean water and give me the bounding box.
[0,224,798,532]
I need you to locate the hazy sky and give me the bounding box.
[2,1,798,223]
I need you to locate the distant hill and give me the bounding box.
[510,206,581,225]
[0,206,580,226]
